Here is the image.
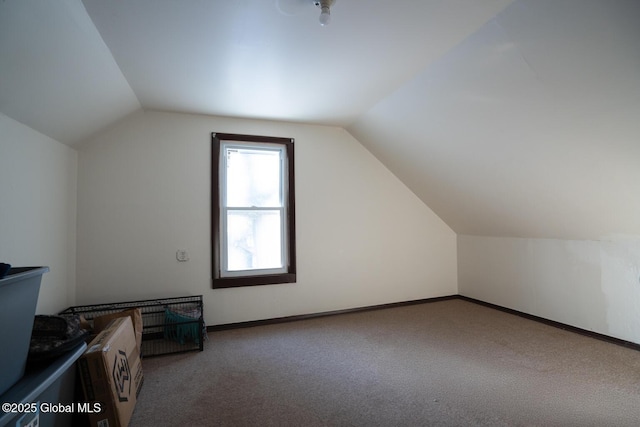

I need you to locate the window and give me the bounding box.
[211,133,296,288]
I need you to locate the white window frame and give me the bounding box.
[219,141,289,277]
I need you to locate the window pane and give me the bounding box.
[226,147,282,207]
[213,133,296,287]
[226,210,283,271]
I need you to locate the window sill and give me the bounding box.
[212,273,296,289]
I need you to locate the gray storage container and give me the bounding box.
[0,266,49,395]
[0,342,86,427]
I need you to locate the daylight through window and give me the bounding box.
[212,133,296,288]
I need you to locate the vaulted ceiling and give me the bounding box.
[2,0,639,240]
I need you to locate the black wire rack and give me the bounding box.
[60,295,205,357]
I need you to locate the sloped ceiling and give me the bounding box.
[1,0,639,240]
[349,0,640,239]
[0,0,140,144]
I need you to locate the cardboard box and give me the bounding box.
[92,308,143,352]
[79,316,144,427]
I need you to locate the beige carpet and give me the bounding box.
[130,299,640,426]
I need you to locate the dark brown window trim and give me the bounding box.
[211,132,296,289]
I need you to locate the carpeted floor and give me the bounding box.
[130,299,640,426]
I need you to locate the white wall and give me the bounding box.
[0,113,77,314]
[76,110,457,326]
[458,235,640,344]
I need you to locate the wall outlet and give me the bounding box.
[176,249,189,262]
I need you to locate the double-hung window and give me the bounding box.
[212,133,296,288]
